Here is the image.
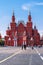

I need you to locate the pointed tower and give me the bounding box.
[34,25,36,30]
[34,25,40,45]
[27,11,32,28]
[26,11,33,37]
[7,25,10,30]
[28,11,31,22]
[34,25,37,34]
[10,11,16,30]
[12,11,15,22]
[6,26,10,36]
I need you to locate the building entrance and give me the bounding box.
[14,37,17,46]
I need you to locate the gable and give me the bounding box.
[18,22,24,28]
[17,22,26,35]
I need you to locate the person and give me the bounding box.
[32,46,34,50]
[24,41,26,50]
[22,41,24,50]
[24,44,26,50]
[22,43,26,50]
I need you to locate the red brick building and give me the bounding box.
[4,12,40,46]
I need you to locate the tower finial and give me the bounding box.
[29,11,31,15]
[13,10,14,16]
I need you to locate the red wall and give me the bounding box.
[4,13,40,46]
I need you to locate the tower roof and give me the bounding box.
[12,11,15,22]
[28,11,32,22]
[34,25,36,30]
[7,26,9,30]
[18,20,25,26]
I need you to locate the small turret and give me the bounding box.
[34,25,36,30]
[8,26,9,30]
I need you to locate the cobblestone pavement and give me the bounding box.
[0,46,43,65]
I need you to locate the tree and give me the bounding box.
[0,39,4,46]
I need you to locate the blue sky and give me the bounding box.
[0,0,43,37]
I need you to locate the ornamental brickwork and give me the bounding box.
[4,12,40,46]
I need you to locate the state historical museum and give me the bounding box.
[4,12,40,46]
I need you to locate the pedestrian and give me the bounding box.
[24,44,26,50]
[24,41,26,50]
[32,46,34,50]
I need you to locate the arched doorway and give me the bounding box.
[14,36,17,46]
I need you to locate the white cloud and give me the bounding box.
[39,30,43,37]
[22,3,32,11]
[22,2,43,11]
[22,5,28,10]
[0,15,10,38]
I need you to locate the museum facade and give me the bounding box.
[4,12,40,46]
